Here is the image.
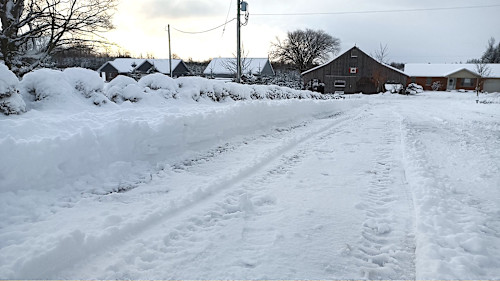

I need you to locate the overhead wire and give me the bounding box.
[252,4,500,16]
[222,0,233,36]
[172,18,236,34]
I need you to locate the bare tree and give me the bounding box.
[269,29,340,72]
[1,0,117,76]
[221,47,252,78]
[373,43,389,64]
[475,61,492,96]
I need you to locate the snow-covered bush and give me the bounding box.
[139,73,178,99]
[105,75,145,103]
[63,68,108,106]
[0,64,26,115]
[385,83,403,94]
[20,68,75,108]
[405,83,424,95]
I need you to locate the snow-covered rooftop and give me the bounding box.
[301,46,408,77]
[404,63,500,78]
[107,58,147,73]
[145,59,183,73]
[203,58,271,75]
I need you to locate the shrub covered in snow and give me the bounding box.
[20,69,76,108]
[104,75,145,103]
[405,83,424,95]
[0,64,26,115]
[138,73,178,99]
[63,68,109,106]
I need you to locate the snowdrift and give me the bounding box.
[0,68,363,193]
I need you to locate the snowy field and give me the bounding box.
[1,70,500,279]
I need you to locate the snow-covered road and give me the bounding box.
[1,93,499,279]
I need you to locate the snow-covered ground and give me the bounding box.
[1,85,499,279]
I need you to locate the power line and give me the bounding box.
[222,0,233,36]
[252,4,500,16]
[172,18,236,34]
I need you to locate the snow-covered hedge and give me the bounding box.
[63,68,108,106]
[21,69,75,103]
[3,67,336,115]
[139,73,178,99]
[0,64,26,115]
[175,76,328,102]
[104,75,145,103]
[20,68,111,110]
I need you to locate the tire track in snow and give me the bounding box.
[13,105,369,279]
[352,109,416,279]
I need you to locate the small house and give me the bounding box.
[404,63,500,92]
[97,58,146,81]
[301,46,408,94]
[135,59,190,77]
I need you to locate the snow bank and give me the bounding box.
[480,92,500,104]
[0,98,363,193]
[0,64,26,115]
[0,67,361,192]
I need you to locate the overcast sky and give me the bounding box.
[106,0,500,64]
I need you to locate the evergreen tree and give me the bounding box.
[481,37,500,63]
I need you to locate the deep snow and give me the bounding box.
[1,77,499,279]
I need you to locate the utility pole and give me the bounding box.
[236,1,242,83]
[168,24,173,77]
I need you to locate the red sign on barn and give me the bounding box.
[350,67,358,74]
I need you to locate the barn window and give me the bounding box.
[351,49,358,58]
[426,77,432,86]
[334,80,346,87]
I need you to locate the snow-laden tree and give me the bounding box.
[269,29,341,72]
[481,37,500,63]
[0,0,117,76]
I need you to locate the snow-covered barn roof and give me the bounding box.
[145,59,184,73]
[203,58,272,75]
[404,63,500,78]
[301,46,408,77]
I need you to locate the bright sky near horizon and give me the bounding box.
[105,0,500,64]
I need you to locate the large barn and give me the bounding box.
[301,46,408,94]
